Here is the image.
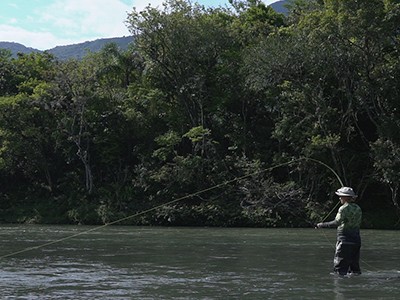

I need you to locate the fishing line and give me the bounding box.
[0,159,301,260]
[0,157,350,261]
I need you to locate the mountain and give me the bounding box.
[0,42,41,56]
[48,36,134,60]
[270,0,289,14]
[0,36,134,60]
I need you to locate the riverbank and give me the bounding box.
[1,201,398,229]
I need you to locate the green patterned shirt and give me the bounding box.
[335,202,362,231]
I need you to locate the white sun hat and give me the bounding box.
[335,187,357,198]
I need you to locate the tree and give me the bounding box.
[243,0,400,213]
[0,52,60,193]
[0,49,17,96]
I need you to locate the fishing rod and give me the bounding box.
[304,157,343,223]
[0,156,343,260]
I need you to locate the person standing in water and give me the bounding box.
[316,187,362,276]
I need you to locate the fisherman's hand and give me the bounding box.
[315,223,323,229]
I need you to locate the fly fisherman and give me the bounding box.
[316,187,362,276]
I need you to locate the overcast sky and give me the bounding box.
[0,0,278,50]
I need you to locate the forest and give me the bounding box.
[1,0,400,228]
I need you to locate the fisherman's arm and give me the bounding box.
[316,220,338,228]
[316,205,345,228]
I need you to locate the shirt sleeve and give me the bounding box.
[318,219,339,228]
[335,206,344,223]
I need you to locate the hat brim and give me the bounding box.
[335,192,357,197]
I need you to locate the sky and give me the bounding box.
[0,0,278,50]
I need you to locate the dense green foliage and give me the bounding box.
[1,0,399,228]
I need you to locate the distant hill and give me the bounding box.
[270,0,289,14]
[48,36,134,60]
[0,42,41,56]
[0,36,134,60]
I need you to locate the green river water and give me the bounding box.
[0,225,398,299]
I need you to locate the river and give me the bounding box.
[0,225,398,299]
